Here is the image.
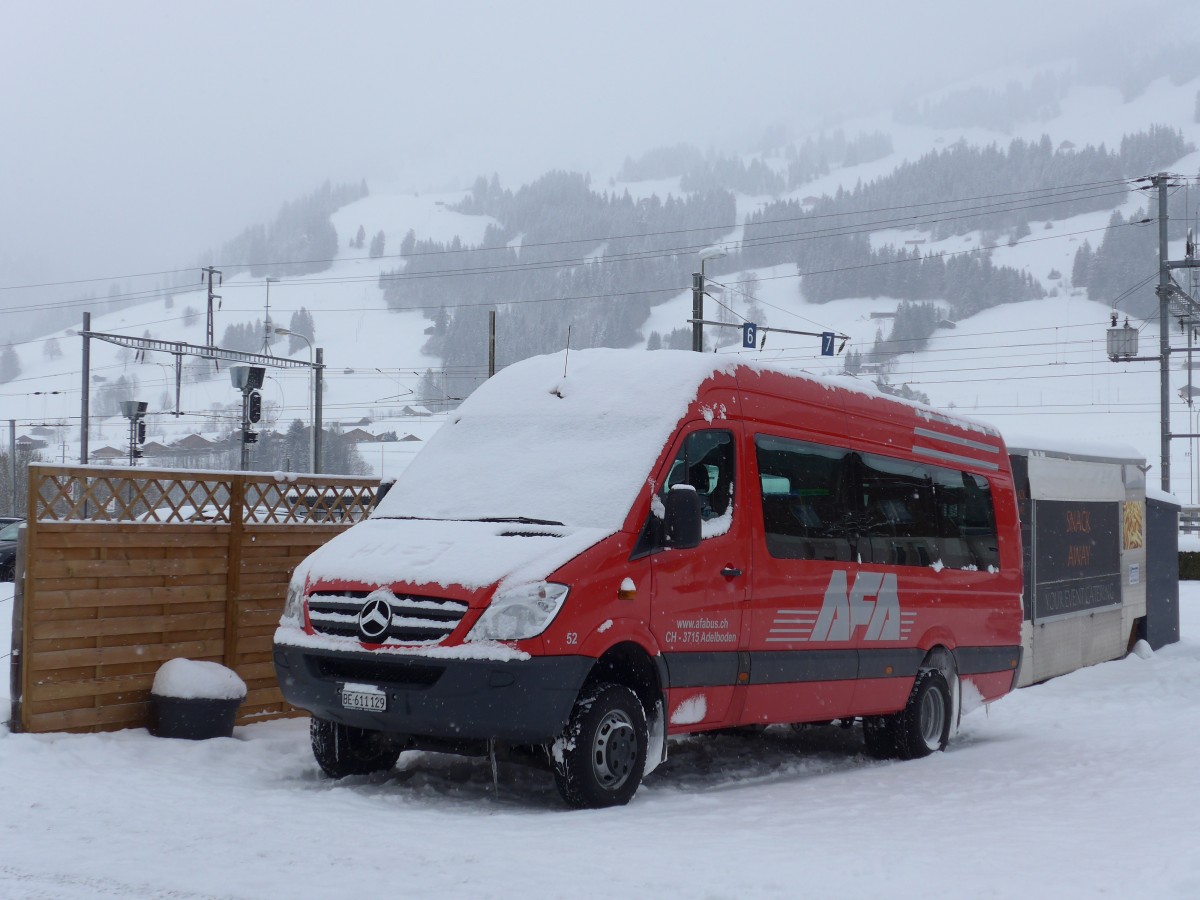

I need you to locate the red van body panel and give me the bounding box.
[275,355,1023,753]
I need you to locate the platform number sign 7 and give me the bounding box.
[742,322,757,349]
[821,331,836,356]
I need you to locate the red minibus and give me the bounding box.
[274,349,1022,807]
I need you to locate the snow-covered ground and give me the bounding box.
[1,579,1197,898]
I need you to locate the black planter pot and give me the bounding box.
[150,694,243,740]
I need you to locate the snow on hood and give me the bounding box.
[294,517,611,592]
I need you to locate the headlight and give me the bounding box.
[466,582,570,642]
[281,576,306,625]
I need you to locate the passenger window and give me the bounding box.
[663,430,735,536]
[755,435,853,561]
[857,454,936,566]
[934,470,1000,570]
[858,452,999,569]
[754,434,1000,569]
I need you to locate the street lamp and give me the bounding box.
[274,326,315,472]
[692,247,728,352]
[263,277,280,351]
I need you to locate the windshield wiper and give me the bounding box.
[372,514,566,526]
[476,516,565,526]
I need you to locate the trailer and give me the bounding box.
[1007,440,1173,686]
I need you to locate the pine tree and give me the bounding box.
[1072,241,1092,288]
[353,225,366,249]
[369,230,385,258]
[287,308,316,355]
[0,344,20,382]
[284,419,309,471]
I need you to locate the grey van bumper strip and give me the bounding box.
[751,649,859,684]
[663,646,1021,688]
[955,645,1023,676]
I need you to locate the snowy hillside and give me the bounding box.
[7,70,1200,496]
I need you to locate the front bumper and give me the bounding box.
[273,643,594,743]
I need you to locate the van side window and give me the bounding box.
[755,435,853,561]
[857,454,937,566]
[937,470,1000,570]
[857,452,999,569]
[755,435,1000,569]
[663,430,735,535]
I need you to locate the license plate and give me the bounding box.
[340,687,387,712]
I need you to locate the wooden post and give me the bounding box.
[225,474,245,671]
[7,519,28,732]
[11,467,43,732]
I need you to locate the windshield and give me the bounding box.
[375,413,673,531]
[0,521,22,541]
[372,350,730,531]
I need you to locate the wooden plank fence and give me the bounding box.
[8,464,376,734]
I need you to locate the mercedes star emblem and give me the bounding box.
[357,597,392,641]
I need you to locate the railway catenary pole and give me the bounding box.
[1157,174,1171,493]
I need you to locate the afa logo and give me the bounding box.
[813,570,903,641]
[770,571,914,643]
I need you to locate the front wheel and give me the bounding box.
[310,717,403,779]
[552,683,647,809]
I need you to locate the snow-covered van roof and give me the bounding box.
[373,348,1005,532]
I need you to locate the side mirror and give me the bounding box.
[373,478,396,509]
[664,485,702,550]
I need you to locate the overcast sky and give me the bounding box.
[0,0,1177,328]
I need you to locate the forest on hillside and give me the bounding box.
[378,171,735,400]
[368,124,1189,405]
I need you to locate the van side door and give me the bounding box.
[647,426,749,731]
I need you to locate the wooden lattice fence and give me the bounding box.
[8,464,376,734]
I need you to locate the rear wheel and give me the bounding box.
[310,717,403,778]
[552,683,647,809]
[862,669,953,760]
[894,669,952,760]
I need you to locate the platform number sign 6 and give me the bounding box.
[742,322,757,349]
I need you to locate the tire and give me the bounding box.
[894,669,952,760]
[552,683,647,809]
[310,716,403,779]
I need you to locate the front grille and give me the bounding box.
[307,590,470,644]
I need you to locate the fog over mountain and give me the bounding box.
[0,0,1183,338]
